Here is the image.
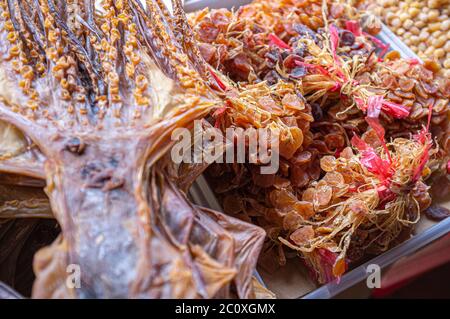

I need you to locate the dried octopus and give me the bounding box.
[0,0,266,298]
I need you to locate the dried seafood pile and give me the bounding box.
[189,0,450,283]
[0,0,448,299]
[0,0,266,298]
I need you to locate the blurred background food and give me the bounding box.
[369,0,450,77]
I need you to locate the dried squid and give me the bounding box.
[0,0,265,298]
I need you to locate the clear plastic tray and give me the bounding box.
[186,0,450,299]
[0,282,22,299]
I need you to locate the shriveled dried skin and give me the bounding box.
[143,169,237,299]
[0,172,263,298]
[0,117,262,298]
[149,168,265,298]
[188,211,238,298]
[200,207,265,299]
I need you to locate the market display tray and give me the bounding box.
[186,0,450,299]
